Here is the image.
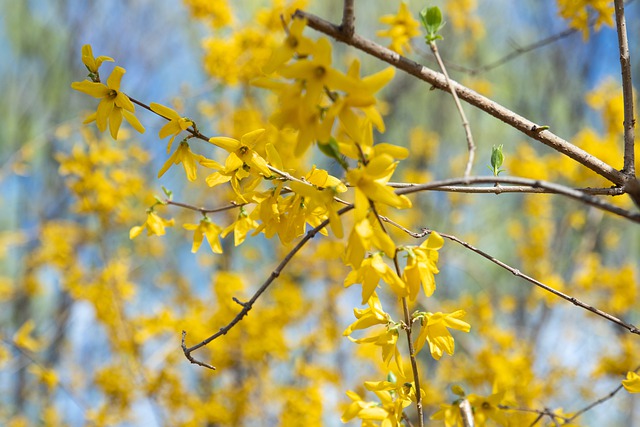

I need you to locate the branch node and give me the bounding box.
[181,331,217,371]
[232,297,250,308]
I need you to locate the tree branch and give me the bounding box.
[340,0,355,38]
[389,184,624,196]
[614,0,636,177]
[293,9,627,186]
[182,204,354,368]
[392,176,640,223]
[430,230,640,336]
[428,41,476,178]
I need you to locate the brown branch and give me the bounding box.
[498,405,568,425]
[388,184,625,196]
[293,9,626,186]
[340,0,355,38]
[380,218,640,334]
[182,204,354,368]
[392,254,424,426]
[614,0,636,177]
[429,230,640,336]
[392,176,640,223]
[428,41,475,178]
[566,384,624,422]
[166,199,245,215]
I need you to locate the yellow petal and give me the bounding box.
[209,136,241,152]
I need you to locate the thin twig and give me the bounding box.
[392,255,424,427]
[340,0,355,38]
[392,176,640,223]
[428,41,475,178]
[498,405,569,424]
[389,184,625,196]
[614,0,636,177]
[293,9,627,186]
[182,204,354,368]
[165,200,244,215]
[429,230,640,336]
[380,217,640,334]
[567,384,624,422]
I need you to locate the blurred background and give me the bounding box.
[1,0,639,425]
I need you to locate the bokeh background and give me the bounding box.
[1,0,639,425]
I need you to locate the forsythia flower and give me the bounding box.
[279,38,356,107]
[341,390,391,425]
[183,0,232,28]
[403,231,444,300]
[129,211,175,239]
[467,391,508,425]
[222,208,259,246]
[80,44,113,75]
[414,310,470,360]
[150,103,194,153]
[183,218,223,253]
[344,252,406,303]
[209,129,272,177]
[347,153,412,221]
[343,292,390,336]
[13,320,44,353]
[556,0,614,40]
[72,66,145,140]
[263,17,315,74]
[377,2,421,54]
[287,167,347,238]
[622,371,640,393]
[345,216,396,269]
[157,141,204,182]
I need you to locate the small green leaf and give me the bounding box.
[161,186,173,200]
[318,137,348,170]
[489,144,506,176]
[420,6,446,43]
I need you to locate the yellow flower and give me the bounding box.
[157,141,204,182]
[279,37,356,106]
[13,320,44,353]
[28,365,58,391]
[341,390,389,424]
[343,292,389,336]
[150,103,194,153]
[287,167,347,238]
[347,153,412,221]
[557,0,614,40]
[202,155,261,203]
[414,310,471,360]
[377,2,421,54]
[209,129,272,177]
[345,252,406,304]
[622,371,640,393]
[349,325,405,375]
[467,391,508,425]
[345,216,396,269]
[183,218,223,254]
[430,402,463,427]
[333,59,395,135]
[403,231,444,300]
[129,211,175,239]
[222,208,259,246]
[263,17,315,74]
[71,66,145,139]
[80,44,113,75]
